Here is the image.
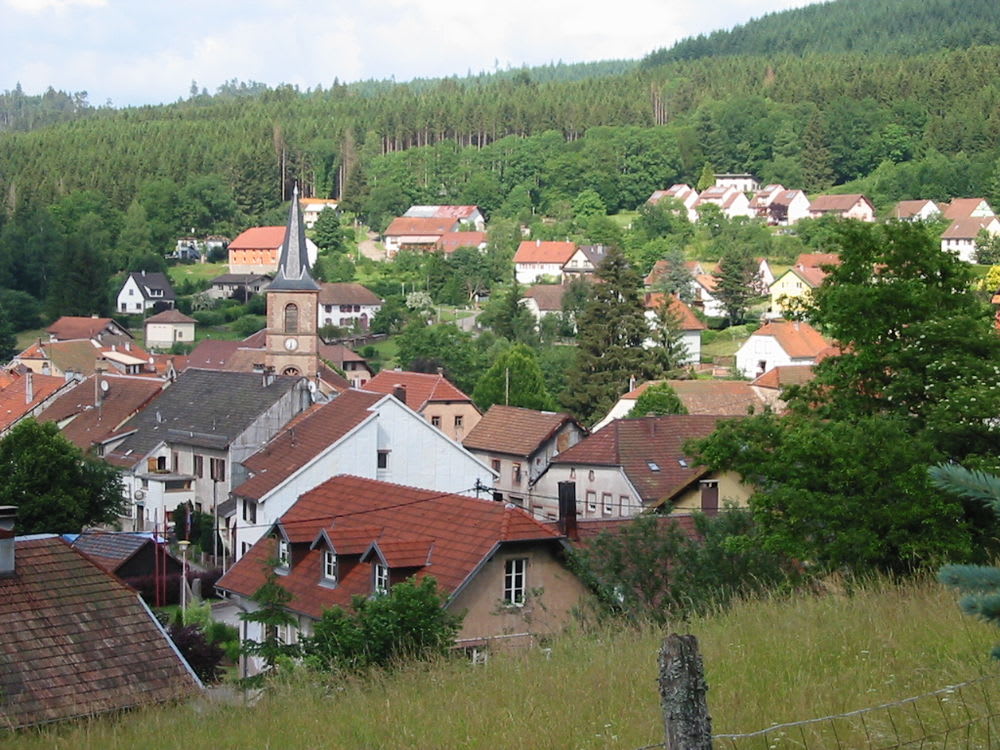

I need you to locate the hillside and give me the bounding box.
[643,0,1000,65]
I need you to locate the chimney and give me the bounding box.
[557,481,579,541]
[0,506,16,577]
[393,384,407,405]
[24,370,33,404]
[536,239,541,246]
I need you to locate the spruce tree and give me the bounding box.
[712,247,758,325]
[561,247,654,424]
[649,295,691,376]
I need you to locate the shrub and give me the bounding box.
[167,623,225,683]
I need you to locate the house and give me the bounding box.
[715,173,760,193]
[69,529,184,584]
[750,365,817,411]
[403,204,486,230]
[462,405,586,507]
[642,292,705,365]
[647,184,699,217]
[216,475,588,672]
[521,284,566,323]
[0,368,76,436]
[363,370,481,441]
[692,185,753,221]
[808,194,876,222]
[435,231,488,255]
[46,316,132,342]
[562,245,609,278]
[231,389,495,560]
[228,226,319,275]
[383,217,461,257]
[317,282,383,331]
[592,379,769,432]
[103,369,313,534]
[207,273,271,301]
[891,199,943,222]
[35,372,164,453]
[514,240,578,284]
[533,415,749,520]
[317,343,371,387]
[690,274,726,318]
[13,337,160,380]
[117,271,176,314]
[144,309,196,350]
[644,259,704,289]
[767,253,840,319]
[0,509,199,729]
[942,198,995,221]
[940,217,1000,263]
[300,197,339,229]
[734,320,833,379]
[750,186,811,226]
[755,257,776,291]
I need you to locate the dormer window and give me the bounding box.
[373,562,389,595]
[277,538,290,568]
[323,550,338,584]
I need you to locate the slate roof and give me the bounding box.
[643,293,706,331]
[125,272,175,302]
[514,241,577,265]
[216,475,563,620]
[524,284,566,312]
[0,371,70,433]
[0,536,199,728]
[552,415,728,505]
[363,370,473,410]
[318,282,383,306]
[35,374,164,451]
[69,530,155,573]
[462,405,583,458]
[751,320,831,358]
[233,389,383,501]
[46,316,131,341]
[270,187,320,292]
[105,369,302,467]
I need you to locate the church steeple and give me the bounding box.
[269,184,319,291]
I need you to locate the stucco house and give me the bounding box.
[734,320,833,379]
[403,204,486,230]
[228,226,319,275]
[217,475,589,672]
[767,253,840,319]
[715,173,760,192]
[117,271,176,314]
[690,274,726,318]
[143,309,196,350]
[383,216,460,257]
[940,216,1000,263]
[891,199,943,222]
[230,388,495,561]
[693,185,754,220]
[642,292,705,365]
[514,240,578,284]
[300,197,339,229]
[462,405,586,507]
[362,369,481,441]
[808,194,876,222]
[317,282,383,331]
[562,245,610,278]
[522,284,566,322]
[533,415,749,520]
[751,185,811,225]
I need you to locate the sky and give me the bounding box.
[1,0,820,108]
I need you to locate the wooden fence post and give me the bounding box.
[659,633,713,749]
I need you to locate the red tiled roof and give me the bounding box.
[228,226,286,250]
[892,200,940,219]
[553,415,728,505]
[665,379,767,415]
[752,320,831,358]
[0,371,70,433]
[35,374,164,451]
[694,274,717,292]
[795,253,841,269]
[318,282,383,306]
[217,475,562,619]
[234,389,383,500]
[384,216,458,237]
[144,309,196,324]
[751,365,816,390]
[809,194,872,213]
[364,370,472,411]
[436,231,487,254]
[45,316,127,341]
[941,217,999,239]
[514,241,577,265]
[943,198,994,220]
[0,536,198,728]
[643,293,706,331]
[462,405,583,457]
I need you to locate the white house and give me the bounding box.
[514,240,577,284]
[941,217,1000,263]
[117,272,176,314]
[642,292,704,366]
[403,204,486,230]
[143,309,196,350]
[715,173,760,193]
[230,388,496,559]
[690,274,726,318]
[891,200,943,222]
[809,194,876,222]
[383,216,460,257]
[648,184,699,221]
[734,320,833,379]
[300,198,339,229]
[522,284,566,323]
[317,282,383,331]
[693,185,754,221]
[751,186,811,225]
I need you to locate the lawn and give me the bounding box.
[167,262,228,286]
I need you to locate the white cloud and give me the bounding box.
[4,0,105,12]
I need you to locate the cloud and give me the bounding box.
[4,0,105,12]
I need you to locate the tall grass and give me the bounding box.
[6,576,996,749]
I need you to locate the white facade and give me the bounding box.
[735,336,817,380]
[642,311,701,366]
[690,278,726,318]
[515,262,565,285]
[318,301,382,330]
[715,174,760,193]
[117,275,168,314]
[144,320,195,349]
[532,465,642,521]
[232,396,495,559]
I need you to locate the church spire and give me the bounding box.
[269,183,320,291]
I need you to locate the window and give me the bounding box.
[602,493,613,516]
[454,415,464,429]
[172,451,179,472]
[588,470,595,482]
[243,498,257,524]
[374,563,389,595]
[431,416,442,428]
[193,455,203,478]
[586,490,597,515]
[619,495,629,514]
[277,538,290,568]
[323,551,338,583]
[503,558,527,606]
[491,458,501,475]
[512,463,523,485]
[377,450,389,469]
[284,303,299,333]
[210,457,226,482]
[569,468,575,479]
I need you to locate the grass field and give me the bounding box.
[166,262,228,286]
[6,577,996,749]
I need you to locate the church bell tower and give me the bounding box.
[265,185,320,377]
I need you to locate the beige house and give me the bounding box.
[808,194,876,222]
[940,217,1000,263]
[735,320,833,379]
[143,309,196,350]
[363,369,481,441]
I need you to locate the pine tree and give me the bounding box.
[653,248,695,303]
[561,246,654,423]
[649,295,691,376]
[696,162,717,191]
[712,247,758,325]
[239,566,299,679]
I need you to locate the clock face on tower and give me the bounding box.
[284,337,299,352]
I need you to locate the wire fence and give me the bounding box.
[641,644,1000,749]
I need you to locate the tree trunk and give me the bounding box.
[658,634,712,750]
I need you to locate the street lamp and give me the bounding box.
[178,540,190,624]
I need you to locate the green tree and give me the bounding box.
[115,200,154,271]
[648,296,692,376]
[239,566,299,679]
[628,382,688,417]
[696,163,716,191]
[395,322,483,393]
[974,229,1000,265]
[301,576,461,672]
[479,282,536,345]
[652,248,695,303]
[561,246,655,423]
[712,246,759,324]
[312,208,347,253]
[573,188,606,220]
[0,320,16,363]
[0,419,124,534]
[473,343,553,411]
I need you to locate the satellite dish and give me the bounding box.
[307,381,317,393]
[100,380,110,393]
[133,489,145,501]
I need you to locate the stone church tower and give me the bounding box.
[265,186,321,377]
